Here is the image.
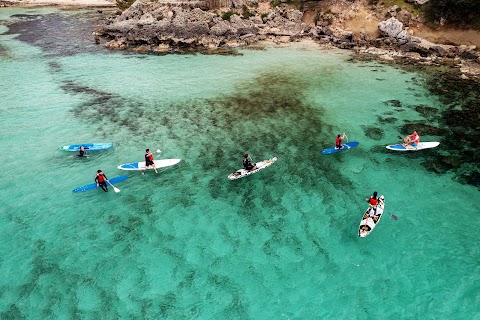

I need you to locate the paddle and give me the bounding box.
[385,211,398,220]
[106,180,120,193]
[156,149,161,154]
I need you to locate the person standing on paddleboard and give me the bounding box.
[243,154,256,171]
[143,149,158,174]
[95,170,109,192]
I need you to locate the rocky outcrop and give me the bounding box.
[97,1,479,75]
[378,17,409,43]
[98,0,308,52]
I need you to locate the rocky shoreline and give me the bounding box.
[94,0,480,77]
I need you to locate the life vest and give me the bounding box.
[369,197,379,206]
[97,173,105,183]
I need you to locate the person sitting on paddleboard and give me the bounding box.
[243,153,256,171]
[335,134,344,149]
[143,149,158,175]
[79,146,86,157]
[95,170,108,192]
[403,131,420,147]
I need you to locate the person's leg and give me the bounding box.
[101,182,108,192]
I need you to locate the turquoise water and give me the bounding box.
[0,8,479,319]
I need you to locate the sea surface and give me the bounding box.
[0,7,479,319]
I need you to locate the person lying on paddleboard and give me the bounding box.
[143,149,158,174]
[403,131,420,147]
[335,133,347,149]
[243,153,256,171]
[95,170,109,192]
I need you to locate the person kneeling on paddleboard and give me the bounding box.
[366,191,379,216]
[95,170,109,192]
[143,149,158,175]
[335,134,344,150]
[403,131,420,147]
[243,154,256,171]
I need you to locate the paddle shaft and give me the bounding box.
[106,180,120,193]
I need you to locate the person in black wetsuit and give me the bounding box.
[243,153,256,171]
[95,170,108,192]
[78,146,86,157]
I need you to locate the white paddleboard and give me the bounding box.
[228,157,277,180]
[117,159,181,171]
[358,195,385,238]
[386,142,440,151]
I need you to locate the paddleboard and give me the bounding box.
[228,157,277,180]
[117,159,181,171]
[321,141,359,155]
[386,142,440,151]
[73,175,128,193]
[59,143,113,152]
[358,195,385,238]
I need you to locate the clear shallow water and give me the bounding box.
[0,8,479,319]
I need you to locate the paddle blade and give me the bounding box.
[391,214,398,220]
[107,181,121,193]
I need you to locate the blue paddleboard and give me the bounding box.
[73,175,128,193]
[59,143,113,152]
[321,141,359,155]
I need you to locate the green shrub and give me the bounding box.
[116,0,135,11]
[271,0,281,8]
[222,11,235,20]
[423,0,480,28]
[242,5,255,19]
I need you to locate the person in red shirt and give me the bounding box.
[403,131,420,147]
[366,191,380,216]
[143,149,158,175]
[335,134,344,149]
[366,191,380,206]
[95,170,109,192]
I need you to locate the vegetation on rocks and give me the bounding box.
[424,0,480,30]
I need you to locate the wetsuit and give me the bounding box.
[243,158,255,170]
[79,149,85,157]
[95,173,108,192]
